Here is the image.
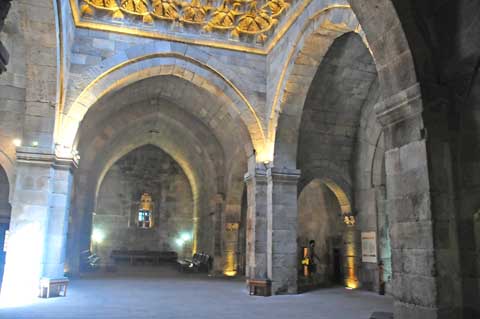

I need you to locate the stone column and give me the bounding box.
[1,148,75,301]
[212,193,224,273]
[376,84,462,319]
[244,165,269,280]
[244,162,300,294]
[270,168,300,294]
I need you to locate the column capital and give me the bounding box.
[244,167,269,183]
[375,83,423,127]
[16,147,78,171]
[270,167,301,183]
[244,167,301,184]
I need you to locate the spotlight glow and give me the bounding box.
[175,238,185,247]
[180,233,192,242]
[12,139,21,147]
[91,228,105,244]
[0,223,44,308]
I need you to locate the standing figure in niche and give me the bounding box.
[308,240,320,274]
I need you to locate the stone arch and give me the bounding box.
[0,152,14,201]
[271,1,418,167]
[60,51,265,159]
[69,113,221,266]
[0,164,11,220]
[272,7,367,168]
[299,165,353,212]
[297,177,357,288]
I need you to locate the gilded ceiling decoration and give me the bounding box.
[78,0,294,45]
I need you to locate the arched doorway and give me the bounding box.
[298,179,348,290]
[91,145,194,269]
[66,74,252,281]
[276,30,393,293]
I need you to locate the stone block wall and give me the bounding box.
[0,1,26,167]
[65,27,268,125]
[94,145,194,264]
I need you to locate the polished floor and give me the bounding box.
[0,266,393,319]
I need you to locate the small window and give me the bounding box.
[137,193,154,229]
[138,210,152,228]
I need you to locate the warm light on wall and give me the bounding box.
[12,139,21,147]
[224,271,237,277]
[255,145,274,165]
[344,228,359,291]
[345,280,358,290]
[223,250,237,277]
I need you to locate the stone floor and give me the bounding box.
[0,265,393,319]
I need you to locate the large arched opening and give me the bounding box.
[66,72,253,282]
[276,29,393,294]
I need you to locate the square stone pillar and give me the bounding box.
[244,166,270,280]
[244,163,300,295]
[270,168,300,294]
[1,148,75,301]
[377,84,462,319]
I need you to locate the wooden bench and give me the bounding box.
[177,253,213,273]
[39,277,69,298]
[247,279,271,296]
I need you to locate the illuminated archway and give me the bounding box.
[298,178,357,289]
[59,53,265,161]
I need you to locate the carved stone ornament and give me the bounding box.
[80,0,289,42]
[151,0,180,21]
[232,1,277,43]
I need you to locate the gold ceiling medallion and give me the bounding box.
[204,0,242,32]
[151,0,180,21]
[180,0,212,25]
[262,0,289,18]
[232,1,277,43]
[81,0,124,19]
[120,0,154,23]
[79,0,290,44]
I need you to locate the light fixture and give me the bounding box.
[91,228,105,244]
[263,160,270,170]
[180,233,192,242]
[31,141,38,147]
[12,139,21,147]
[175,238,185,247]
